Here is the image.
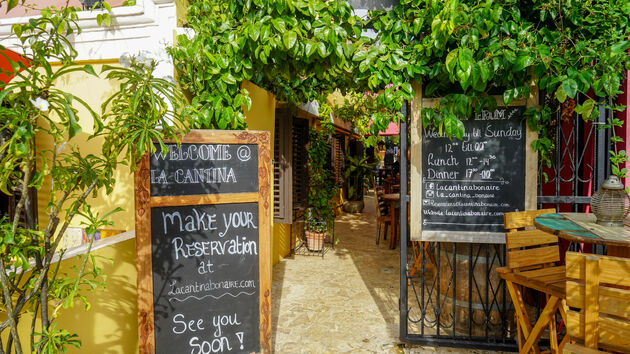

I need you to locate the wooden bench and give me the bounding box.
[563,252,630,353]
[497,208,569,353]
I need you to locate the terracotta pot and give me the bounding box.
[305,230,325,251]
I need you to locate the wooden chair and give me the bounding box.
[408,241,436,277]
[562,252,630,353]
[375,188,391,245]
[497,208,569,353]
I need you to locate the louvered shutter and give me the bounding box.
[332,135,345,187]
[292,118,309,208]
[273,109,292,224]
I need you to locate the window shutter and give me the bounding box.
[273,109,292,224]
[332,135,345,187]
[292,118,309,208]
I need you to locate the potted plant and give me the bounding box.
[304,208,328,251]
[343,154,376,213]
[305,126,338,250]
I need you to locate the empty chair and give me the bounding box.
[497,208,568,353]
[375,188,391,245]
[563,252,630,353]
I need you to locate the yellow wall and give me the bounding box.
[241,81,291,265]
[174,0,190,27]
[35,64,136,234]
[2,235,138,353]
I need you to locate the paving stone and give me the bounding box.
[272,194,505,353]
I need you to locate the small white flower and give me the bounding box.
[136,50,154,69]
[119,53,132,68]
[30,97,49,112]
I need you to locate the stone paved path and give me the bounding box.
[271,194,503,353]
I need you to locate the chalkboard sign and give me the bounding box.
[135,130,272,354]
[150,143,259,196]
[421,106,526,233]
[151,203,260,353]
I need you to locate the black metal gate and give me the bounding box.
[400,97,619,350]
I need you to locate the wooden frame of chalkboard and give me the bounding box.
[410,85,538,244]
[134,130,272,353]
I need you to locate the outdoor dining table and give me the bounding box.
[534,212,630,258]
[381,193,400,249]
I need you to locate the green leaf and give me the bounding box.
[445,49,458,73]
[513,54,533,71]
[7,0,18,11]
[555,85,567,103]
[503,88,514,104]
[271,18,286,33]
[83,64,97,77]
[305,42,316,57]
[317,42,328,57]
[249,25,260,41]
[352,50,368,62]
[561,79,578,98]
[283,31,297,50]
[603,73,621,97]
[479,61,492,82]
[611,40,630,54]
[444,113,464,139]
[458,48,473,72]
[574,98,596,120]
[401,82,413,95]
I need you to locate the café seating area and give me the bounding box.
[496,209,630,353]
[374,165,402,249]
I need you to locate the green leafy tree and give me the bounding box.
[0,5,188,353]
[362,0,630,176]
[307,124,338,232]
[169,0,369,129]
[344,154,376,201]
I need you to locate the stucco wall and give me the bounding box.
[0,232,138,353]
[35,64,136,234]
[242,80,292,264]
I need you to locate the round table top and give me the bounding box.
[535,212,630,248]
[381,193,400,201]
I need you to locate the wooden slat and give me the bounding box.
[162,129,265,144]
[566,281,630,319]
[518,266,566,284]
[562,343,606,354]
[566,252,630,288]
[151,193,258,207]
[501,271,565,298]
[135,154,155,354]
[506,229,559,249]
[504,208,556,230]
[567,311,630,352]
[522,296,563,353]
[257,135,273,353]
[584,256,599,349]
[508,245,560,270]
[291,118,309,208]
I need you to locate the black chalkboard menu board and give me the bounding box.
[151,203,260,353]
[421,106,526,233]
[150,143,259,196]
[135,130,272,354]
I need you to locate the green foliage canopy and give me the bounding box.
[173,0,630,177]
[169,0,366,130]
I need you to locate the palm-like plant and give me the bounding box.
[344,155,376,201]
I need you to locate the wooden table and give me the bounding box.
[381,193,400,249]
[534,212,630,258]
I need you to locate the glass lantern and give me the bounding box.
[590,175,630,226]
